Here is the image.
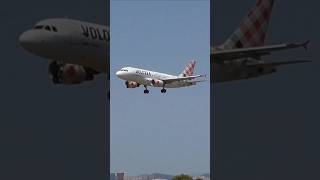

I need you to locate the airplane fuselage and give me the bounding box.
[19,18,109,73]
[116,67,195,88]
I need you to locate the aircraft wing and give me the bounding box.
[163,75,206,84]
[189,79,207,83]
[247,60,311,67]
[211,41,309,62]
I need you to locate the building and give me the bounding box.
[117,172,125,180]
[110,173,116,180]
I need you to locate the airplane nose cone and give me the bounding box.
[19,31,34,50]
[116,71,126,80]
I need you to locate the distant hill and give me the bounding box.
[151,173,174,180]
[134,173,210,180]
[136,173,174,180]
[200,173,210,178]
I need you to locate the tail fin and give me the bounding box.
[179,60,196,77]
[220,0,275,49]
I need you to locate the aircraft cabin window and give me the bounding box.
[52,26,58,32]
[44,26,51,31]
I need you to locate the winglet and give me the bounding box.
[303,40,310,51]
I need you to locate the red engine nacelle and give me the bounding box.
[125,81,139,88]
[61,64,88,84]
[143,78,164,87]
[151,79,164,87]
[49,61,95,85]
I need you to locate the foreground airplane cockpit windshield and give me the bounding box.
[116,61,206,94]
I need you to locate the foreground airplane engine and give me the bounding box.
[125,81,139,88]
[143,78,164,87]
[151,79,164,87]
[48,61,95,84]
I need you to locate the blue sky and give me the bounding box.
[110,0,209,175]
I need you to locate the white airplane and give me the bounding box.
[116,61,206,94]
[211,0,310,83]
[19,18,109,85]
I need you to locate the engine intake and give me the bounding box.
[48,61,96,85]
[125,81,139,88]
[151,79,164,87]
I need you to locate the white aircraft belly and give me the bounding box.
[42,41,109,73]
[165,81,193,88]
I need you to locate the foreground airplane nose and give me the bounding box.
[116,71,126,80]
[19,31,34,50]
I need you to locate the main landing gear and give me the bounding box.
[143,86,167,94]
[161,84,167,93]
[144,86,149,94]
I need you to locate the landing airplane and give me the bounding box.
[116,61,206,94]
[211,0,310,83]
[19,18,109,85]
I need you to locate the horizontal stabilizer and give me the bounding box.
[212,41,310,61]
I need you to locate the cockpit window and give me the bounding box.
[44,26,51,31]
[33,25,58,32]
[34,25,44,29]
[121,69,128,72]
[52,26,58,32]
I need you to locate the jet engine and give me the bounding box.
[151,79,164,87]
[143,78,164,87]
[48,61,96,84]
[125,81,139,88]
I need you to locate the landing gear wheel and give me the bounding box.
[86,73,94,81]
[161,89,166,93]
[144,89,149,94]
[52,77,60,84]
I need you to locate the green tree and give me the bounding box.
[172,174,193,180]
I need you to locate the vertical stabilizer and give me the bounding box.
[179,60,196,77]
[220,0,275,49]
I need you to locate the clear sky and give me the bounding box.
[111,0,210,175]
